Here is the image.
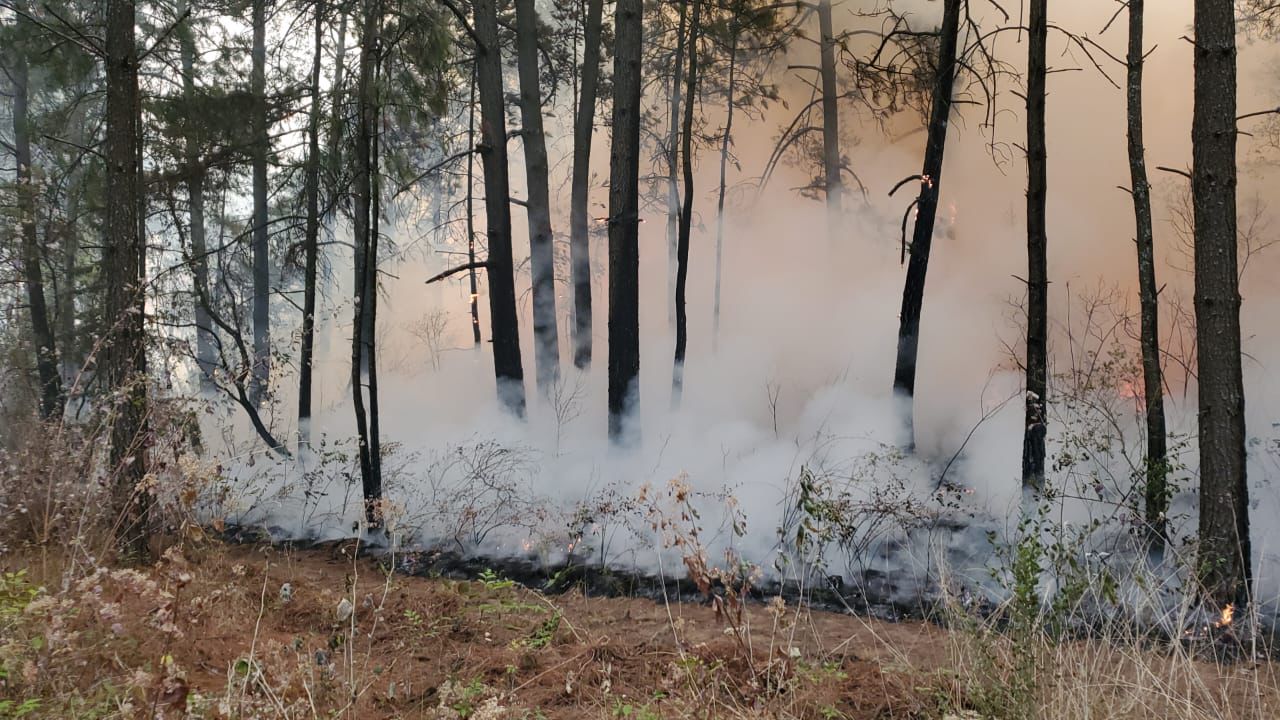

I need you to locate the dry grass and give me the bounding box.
[1,538,1277,719]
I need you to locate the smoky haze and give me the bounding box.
[206,0,1280,612]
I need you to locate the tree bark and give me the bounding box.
[299,0,325,446]
[665,2,688,331]
[892,0,960,430]
[514,0,561,396]
[104,0,149,557]
[351,0,382,524]
[608,0,643,442]
[57,170,81,386]
[1022,0,1049,491]
[474,0,527,415]
[713,25,737,350]
[178,0,217,393]
[1126,0,1169,550]
[569,0,604,369]
[11,34,63,419]
[326,11,348,193]
[673,0,702,405]
[817,0,842,235]
[466,65,481,346]
[1192,0,1250,610]
[250,0,271,406]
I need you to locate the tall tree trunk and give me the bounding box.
[817,0,842,234]
[713,25,738,350]
[11,37,63,419]
[1192,0,1250,610]
[351,0,382,524]
[326,11,348,194]
[514,0,561,396]
[608,0,643,442]
[58,172,81,385]
[466,65,481,346]
[367,90,383,515]
[1022,0,1049,491]
[1126,0,1169,551]
[672,0,701,405]
[665,2,688,331]
[569,0,603,369]
[474,0,527,415]
[250,0,271,405]
[299,0,325,446]
[178,0,217,393]
[104,0,149,557]
[892,0,960,429]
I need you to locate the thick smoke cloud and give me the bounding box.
[207,0,1280,613]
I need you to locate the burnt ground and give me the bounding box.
[9,531,1280,719]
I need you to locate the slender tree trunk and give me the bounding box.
[466,65,481,346]
[12,40,63,419]
[665,2,688,331]
[178,1,216,393]
[608,0,643,442]
[474,0,527,415]
[672,0,701,405]
[58,173,81,385]
[1022,0,1049,491]
[366,92,383,514]
[105,0,149,557]
[514,0,561,396]
[713,26,737,350]
[250,0,271,405]
[1192,0,1250,610]
[299,0,325,446]
[817,0,842,234]
[1126,0,1169,550]
[326,11,348,193]
[892,0,960,436]
[351,0,382,524]
[569,0,604,369]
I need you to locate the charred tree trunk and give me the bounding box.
[817,0,842,233]
[466,65,481,346]
[1126,0,1169,550]
[712,26,738,350]
[514,0,561,396]
[178,1,216,393]
[892,0,960,429]
[298,0,325,446]
[12,40,63,419]
[569,0,604,369]
[366,91,383,516]
[104,0,149,557]
[326,11,348,194]
[350,0,382,524]
[474,0,527,415]
[250,0,271,406]
[665,2,688,331]
[1192,0,1250,610]
[1022,0,1049,492]
[672,0,701,405]
[608,0,643,442]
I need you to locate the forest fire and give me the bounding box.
[1216,604,1235,628]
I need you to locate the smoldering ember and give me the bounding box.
[4,0,1280,718]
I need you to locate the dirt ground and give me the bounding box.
[7,540,956,719]
[8,540,1280,719]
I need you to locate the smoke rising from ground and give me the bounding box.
[205,1,1280,614]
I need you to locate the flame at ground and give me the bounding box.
[1216,604,1235,628]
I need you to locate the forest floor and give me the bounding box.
[4,539,1280,719]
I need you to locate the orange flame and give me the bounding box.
[1215,604,1235,628]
